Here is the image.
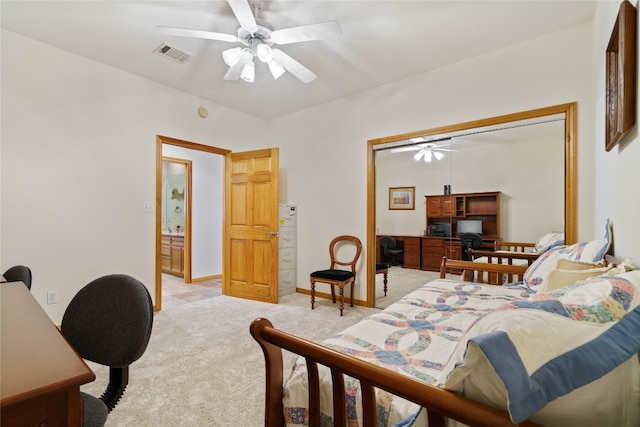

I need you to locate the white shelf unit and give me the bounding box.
[278,204,297,297]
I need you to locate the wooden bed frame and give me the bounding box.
[251,259,541,427]
[440,257,528,284]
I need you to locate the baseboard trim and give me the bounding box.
[192,274,222,283]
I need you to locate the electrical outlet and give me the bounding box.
[47,290,58,305]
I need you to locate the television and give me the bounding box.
[457,219,482,235]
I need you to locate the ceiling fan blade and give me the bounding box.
[158,26,238,43]
[271,49,316,83]
[390,146,422,153]
[227,0,258,32]
[271,20,342,45]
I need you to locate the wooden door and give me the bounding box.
[224,148,279,303]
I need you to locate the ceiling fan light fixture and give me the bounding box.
[434,151,444,160]
[240,58,255,82]
[267,60,286,79]
[222,47,243,66]
[413,150,423,161]
[256,43,273,63]
[424,150,433,162]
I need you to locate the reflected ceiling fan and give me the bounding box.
[158,0,342,83]
[390,142,454,162]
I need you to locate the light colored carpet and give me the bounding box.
[375,266,443,309]
[83,292,381,426]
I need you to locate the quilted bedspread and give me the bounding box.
[282,271,640,427]
[282,279,534,426]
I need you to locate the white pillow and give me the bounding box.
[541,266,614,293]
[523,220,612,291]
[533,231,565,253]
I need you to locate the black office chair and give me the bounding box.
[380,236,403,266]
[61,274,154,427]
[460,233,483,261]
[3,265,32,290]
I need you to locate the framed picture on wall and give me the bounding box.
[605,0,637,152]
[389,186,415,210]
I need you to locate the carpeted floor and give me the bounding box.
[82,292,381,426]
[83,267,443,426]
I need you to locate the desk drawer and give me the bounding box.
[403,238,420,251]
[422,238,444,248]
[422,253,444,271]
[403,251,421,268]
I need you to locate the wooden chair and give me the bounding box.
[310,235,362,316]
[376,263,390,296]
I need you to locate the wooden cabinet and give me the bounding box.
[421,238,463,272]
[426,195,452,217]
[421,238,444,271]
[401,237,421,269]
[162,235,184,277]
[425,191,501,239]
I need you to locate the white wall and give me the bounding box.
[0,30,267,322]
[272,22,595,300]
[592,1,640,261]
[162,145,224,279]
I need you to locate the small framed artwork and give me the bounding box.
[605,0,637,152]
[389,186,415,210]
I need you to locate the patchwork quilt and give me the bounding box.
[283,280,533,426]
[282,271,640,427]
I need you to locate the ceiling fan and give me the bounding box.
[158,0,342,83]
[390,142,454,162]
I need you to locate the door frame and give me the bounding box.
[155,135,230,311]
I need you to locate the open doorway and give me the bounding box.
[161,157,191,281]
[155,135,230,311]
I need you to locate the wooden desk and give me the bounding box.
[1,282,95,427]
[421,237,498,272]
[376,235,421,269]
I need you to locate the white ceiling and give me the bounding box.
[0,1,596,120]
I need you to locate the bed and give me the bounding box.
[251,233,640,427]
[470,232,565,267]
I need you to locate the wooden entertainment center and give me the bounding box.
[377,191,501,272]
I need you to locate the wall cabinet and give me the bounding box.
[162,235,184,277]
[426,196,452,217]
[425,191,501,239]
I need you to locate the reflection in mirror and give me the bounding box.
[367,103,576,308]
[376,120,565,242]
[162,160,186,234]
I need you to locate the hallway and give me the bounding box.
[161,274,222,308]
